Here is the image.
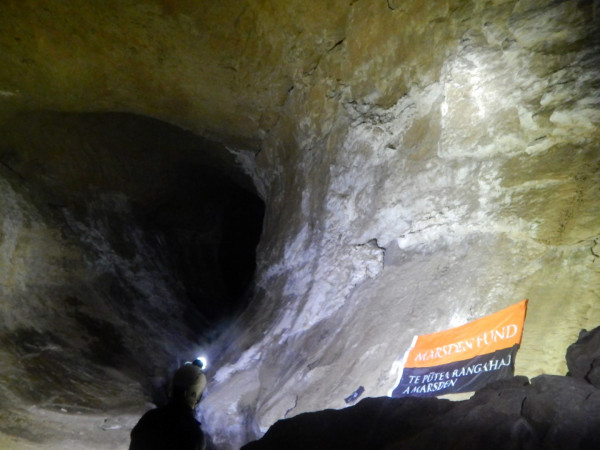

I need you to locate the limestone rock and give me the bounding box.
[566,326,600,388]
[202,2,600,447]
[242,374,600,450]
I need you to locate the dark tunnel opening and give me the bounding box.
[147,161,265,322]
[0,110,265,362]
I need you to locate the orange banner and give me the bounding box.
[405,299,528,369]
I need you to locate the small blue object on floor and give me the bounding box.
[344,386,365,404]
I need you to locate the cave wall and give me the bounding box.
[0,171,193,447]
[0,112,262,447]
[0,1,599,449]
[200,1,600,447]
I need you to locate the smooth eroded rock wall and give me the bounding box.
[200,1,600,448]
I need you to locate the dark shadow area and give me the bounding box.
[148,162,265,321]
[0,110,265,324]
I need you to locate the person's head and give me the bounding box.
[170,363,207,409]
[192,358,204,369]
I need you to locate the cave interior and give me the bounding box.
[0,1,599,449]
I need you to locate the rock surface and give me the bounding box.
[566,325,600,388]
[0,112,263,448]
[244,328,600,449]
[242,374,600,450]
[201,2,600,447]
[0,1,598,449]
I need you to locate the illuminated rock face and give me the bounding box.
[0,1,599,449]
[199,2,600,447]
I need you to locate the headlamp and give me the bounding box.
[195,356,208,370]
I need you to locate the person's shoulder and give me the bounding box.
[133,405,170,427]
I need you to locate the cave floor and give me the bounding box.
[0,406,143,450]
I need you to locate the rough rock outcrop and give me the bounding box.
[567,326,600,388]
[243,329,600,449]
[242,375,600,450]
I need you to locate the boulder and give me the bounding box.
[566,326,600,388]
